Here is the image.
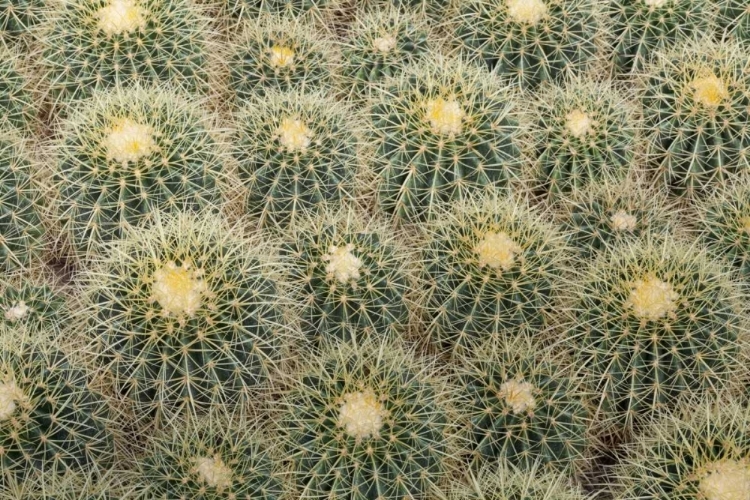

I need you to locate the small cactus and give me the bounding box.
[566,236,746,432]
[455,335,592,471]
[422,194,572,353]
[281,338,454,500]
[280,206,418,344]
[227,14,337,102]
[613,398,750,500]
[232,89,364,229]
[451,0,605,90]
[370,55,524,222]
[1,270,68,334]
[49,86,228,256]
[82,211,294,417]
[640,38,750,197]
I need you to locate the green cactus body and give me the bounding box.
[51,86,227,256]
[0,0,42,37]
[567,237,745,431]
[609,0,711,76]
[38,0,212,103]
[282,339,453,500]
[138,411,283,500]
[0,132,44,272]
[693,178,750,288]
[422,195,571,353]
[341,6,432,98]
[558,178,677,259]
[226,0,339,18]
[228,15,336,102]
[717,0,750,42]
[233,90,363,229]
[1,273,67,333]
[0,468,134,500]
[0,46,35,131]
[640,40,750,197]
[84,212,292,416]
[531,78,639,198]
[371,56,524,222]
[281,208,416,344]
[452,0,603,90]
[456,336,591,471]
[614,399,750,500]
[0,330,114,480]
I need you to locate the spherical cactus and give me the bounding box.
[137,410,283,500]
[50,86,228,256]
[0,45,36,131]
[340,5,433,99]
[36,0,213,104]
[225,0,340,18]
[232,89,364,229]
[0,0,42,37]
[565,236,746,432]
[0,326,114,480]
[421,194,572,353]
[82,211,294,417]
[529,76,640,198]
[640,39,750,197]
[280,206,418,344]
[451,0,605,90]
[227,14,337,103]
[691,177,750,288]
[613,398,750,500]
[455,335,592,471]
[556,177,678,259]
[0,130,45,272]
[450,461,593,500]
[608,0,712,76]
[370,56,525,222]
[1,270,68,334]
[281,338,454,500]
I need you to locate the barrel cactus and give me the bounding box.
[0,45,35,131]
[640,39,750,197]
[371,55,524,222]
[1,270,68,334]
[280,207,417,344]
[422,194,572,353]
[281,338,454,500]
[608,0,712,76]
[451,0,605,90]
[227,14,337,103]
[0,0,42,37]
[37,0,213,104]
[530,76,640,198]
[50,86,228,257]
[455,335,591,471]
[137,410,283,500]
[566,236,746,432]
[82,211,293,417]
[0,130,45,272]
[613,398,750,500]
[232,89,364,229]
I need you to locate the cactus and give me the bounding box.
[83,211,293,417]
[0,44,35,131]
[280,207,417,344]
[227,14,337,102]
[556,177,678,259]
[49,86,228,256]
[226,0,340,18]
[717,0,750,42]
[0,130,45,272]
[422,194,572,353]
[566,236,746,432]
[36,0,213,103]
[692,177,750,289]
[0,0,42,37]
[370,56,524,222]
[232,89,364,229]
[137,410,283,500]
[455,335,591,471]
[451,460,593,500]
[530,76,640,198]
[613,398,750,500]
[0,326,114,481]
[608,0,711,76]
[1,270,68,334]
[0,467,137,500]
[640,39,750,197]
[340,5,433,99]
[281,338,454,500]
[451,0,605,90]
